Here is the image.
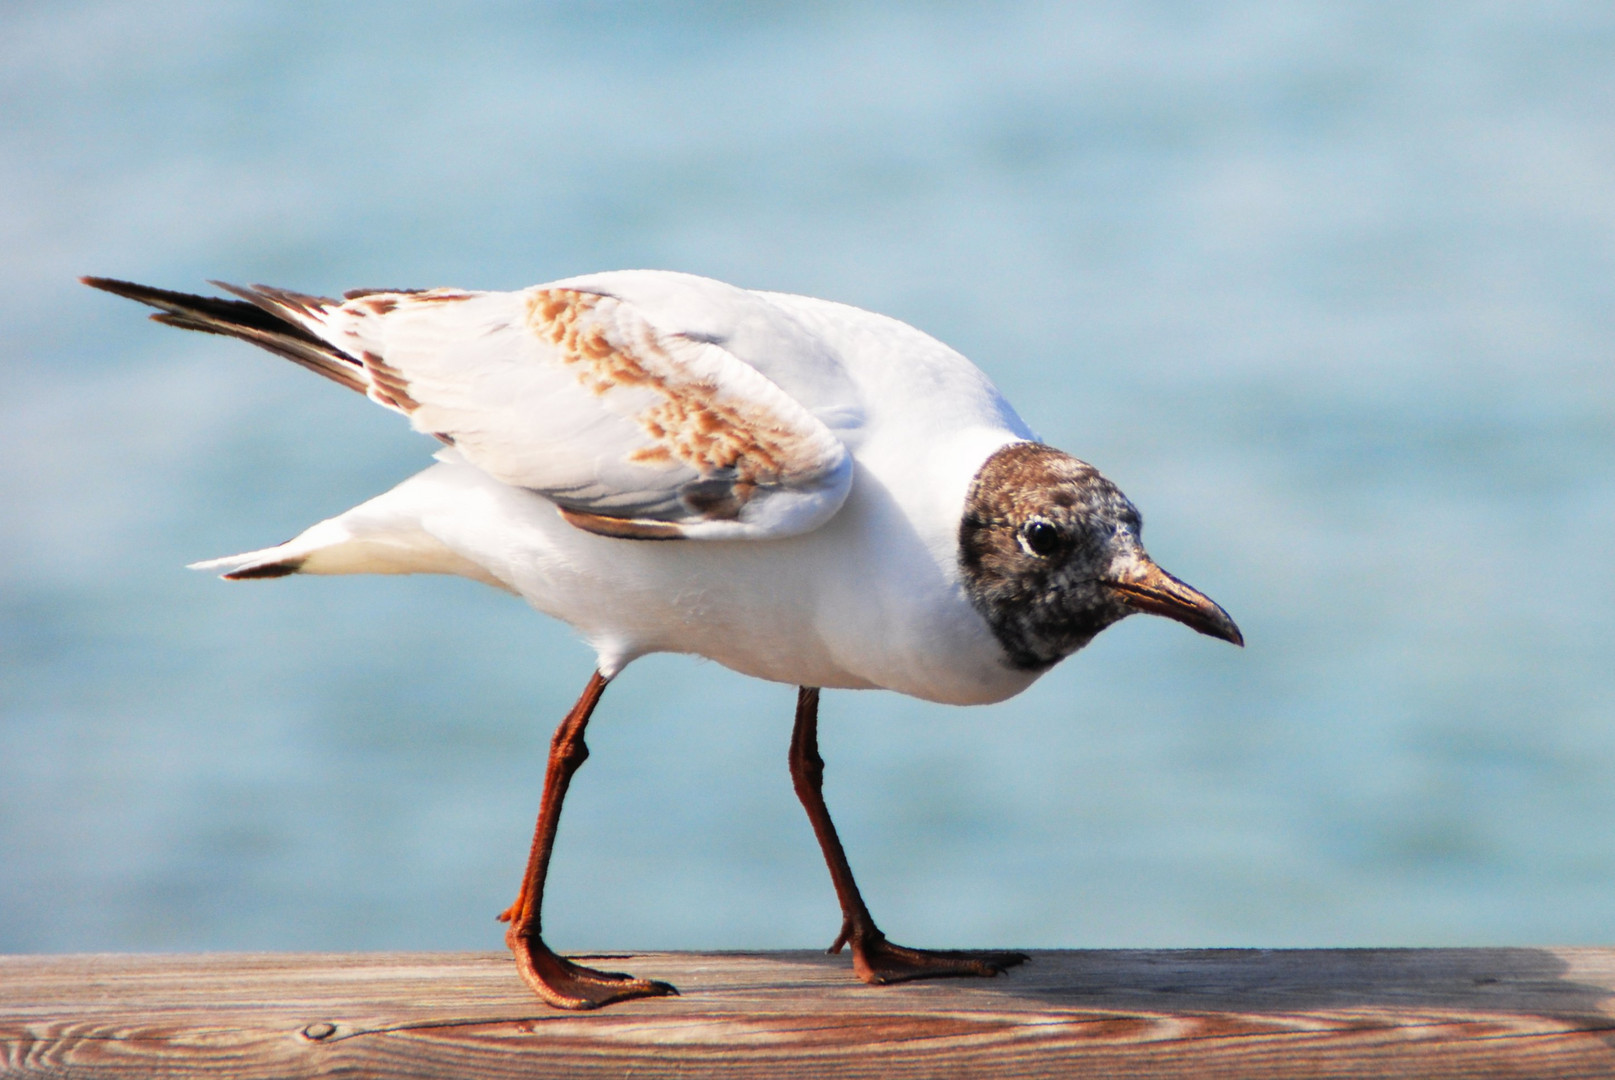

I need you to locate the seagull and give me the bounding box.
[83,270,1242,1009]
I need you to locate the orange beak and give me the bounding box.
[1104,558,1243,646]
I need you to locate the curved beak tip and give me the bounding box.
[1174,601,1244,648]
[1216,617,1246,649]
[1105,562,1244,649]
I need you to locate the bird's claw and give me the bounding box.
[506,925,678,1010]
[848,934,1029,985]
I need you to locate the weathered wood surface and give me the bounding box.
[3,949,1615,1078]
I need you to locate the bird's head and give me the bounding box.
[958,442,1242,670]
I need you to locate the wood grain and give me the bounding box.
[3,949,1615,1078]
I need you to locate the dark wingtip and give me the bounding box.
[80,275,224,312]
[81,275,140,297]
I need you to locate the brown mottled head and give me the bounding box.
[959,442,1242,671]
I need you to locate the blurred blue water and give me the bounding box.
[3,2,1613,955]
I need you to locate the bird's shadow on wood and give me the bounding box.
[1012,948,1605,1014]
[749,947,1615,1035]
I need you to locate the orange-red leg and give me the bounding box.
[789,686,1029,984]
[499,670,677,1009]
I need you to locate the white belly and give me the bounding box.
[401,454,1040,706]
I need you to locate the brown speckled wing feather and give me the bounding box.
[355,285,854,541]
[86,275,857,542]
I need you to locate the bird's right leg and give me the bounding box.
[498,670,677,1009]
[789,686,1028,984]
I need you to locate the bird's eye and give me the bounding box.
[1019,518,1061,558]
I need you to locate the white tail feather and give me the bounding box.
[188,506,511,590]
[188,546,304,580]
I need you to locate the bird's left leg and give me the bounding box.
[498,670,677,1009]
[788,686,1029,984]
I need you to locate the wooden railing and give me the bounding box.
[5,948,1615,1077]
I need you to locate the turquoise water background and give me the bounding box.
[4,3,1614,954]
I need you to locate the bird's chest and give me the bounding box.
[601,523,1038,706]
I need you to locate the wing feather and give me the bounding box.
[342,286,854,540]
[90,275,858,541]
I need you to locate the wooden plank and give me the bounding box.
[3,949,1615,1078]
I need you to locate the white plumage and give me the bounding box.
[187,271,1041,702]
[87,267,1238,1009]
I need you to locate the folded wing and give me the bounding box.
[86,276,857,541]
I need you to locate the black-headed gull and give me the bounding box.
[85,270,1242,1009]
